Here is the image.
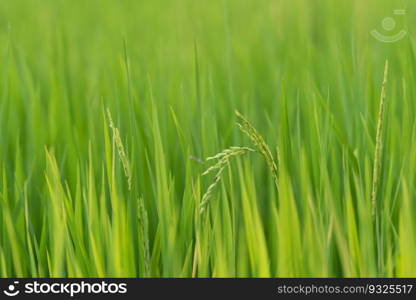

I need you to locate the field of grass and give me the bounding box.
[0,0,415,277]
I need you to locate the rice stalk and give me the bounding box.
[200,146,254,214]
[235,110,279,190]
[138,197,151,276]
[106,108,132,190]
[371,60,389,218]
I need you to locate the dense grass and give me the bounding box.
[0,0,416,277]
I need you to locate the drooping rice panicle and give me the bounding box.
[200,146,254,214]
[106,108,132,191]
[235,110,279,190]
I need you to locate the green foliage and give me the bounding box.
[0,0,415,277]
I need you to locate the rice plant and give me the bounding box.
[200,146,254,214]
[0,0,415,278]
[371,60,389,219]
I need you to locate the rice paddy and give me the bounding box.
[0,0,415,277]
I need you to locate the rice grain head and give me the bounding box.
[235,110,279,190]
[106,108,132,191]
[371,60,389,218]
[200,146,254,214]
[138,197,151,276]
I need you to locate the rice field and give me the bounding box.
[0,0,415,277]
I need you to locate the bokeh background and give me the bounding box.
[0,0,415,277]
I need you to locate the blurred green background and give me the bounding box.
[0,0,415,277]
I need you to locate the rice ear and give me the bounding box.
[200,146,254,214]
[371,60,389,219]
[235,110,279,190]
[106,108,132,191]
